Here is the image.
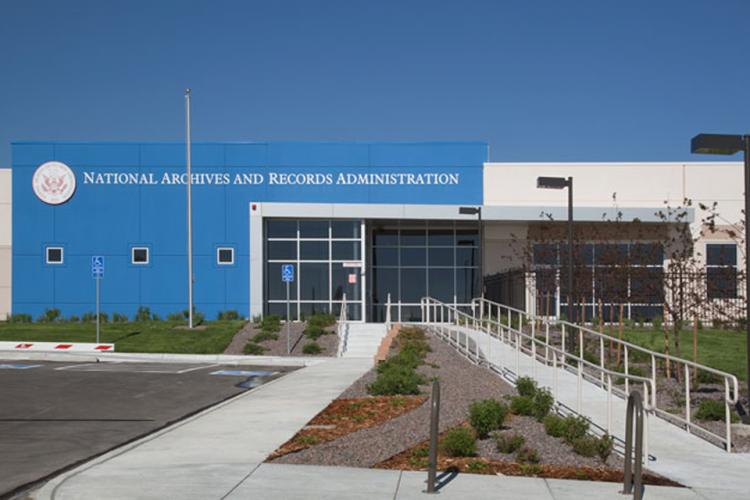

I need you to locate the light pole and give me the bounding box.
[185,89,194,329]
[459,206,484,301]
[691,133,750,408]
[537,176,575,349]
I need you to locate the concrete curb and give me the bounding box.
[0,350,328,367]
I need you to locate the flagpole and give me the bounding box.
[185,88,194,329]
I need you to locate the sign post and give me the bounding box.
[281,264,295,355]
[91,256,104,344]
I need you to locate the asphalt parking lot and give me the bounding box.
[0,359,295,499]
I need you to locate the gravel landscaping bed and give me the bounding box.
[224,321,339,357]
[271,330,624,469]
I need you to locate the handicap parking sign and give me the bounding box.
[91,256,104,278]
[281,264,294,283]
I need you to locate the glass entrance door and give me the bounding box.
[264,218,364,320]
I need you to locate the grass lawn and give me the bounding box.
[619,327,747,381]
[0,320,245,354]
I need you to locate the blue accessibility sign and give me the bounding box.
[91,256,104,278]
[281,264,294,283]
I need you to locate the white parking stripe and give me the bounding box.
[176,364,219,374]
[54,363,98,371]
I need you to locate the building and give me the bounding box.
[6,141,745,324]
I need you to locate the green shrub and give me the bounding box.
[697,370,721,385]
[510,396,535,416]
[695,400,736,421]
[134,306,152,322]
[305,324,326,340]
[307,313,336,327]
[494,432,525,453]
[597,433,614,462]
[9,313,32,323]
[302,342,323,354]
[469,399,509,438]
[516,446,540,464]
[582,349,600,365]
[217,310,241,321]
[367,365,425,395]
[38,308,61,323]
[112,313,128,323]
[571,436,598,457]
[244,342,268,355]
[167,312,184,322]
[466,460,490,473]
[81,312,96,322]
[516,376,537,397]
[519,463,544,475]
[441,427,476,457]
[561,416,589,443]
[253,331,279,343]
[68,315,80,323]
[543,414,566,438]
[531,388,554,421]
[261,315,282,332]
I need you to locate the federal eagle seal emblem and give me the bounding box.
[32,161,77,205]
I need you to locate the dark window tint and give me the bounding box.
[218,248,234,264]
[299,220,329,238]
[428,247,454,267]
[400,228,426,246]
[533,244,557,266]
[630,244,663,265]
[373,228,398,246]
[332,241,360,261]
[266,219,297,238]
[595,244,628,265]
[300,263,330,300]
[331,220,360,239]
[400,269,426,302]
[267,241,296,260]
[629,268,664,302]
[372,268,398,304]
[46,247,63,263]
[300,302,330,317]
[428,228,454,246]
[373,247,398,266]
[400,247,426,267]
[707,244,736,266]
[456,247,478,267]
[456,268,477,303]
[707,268,737,299]
[300,241,328,260]
[132,248,149,263]
[266,301,296,321]
[332,266,361,301]
[456,229,479,246]
[428,269,454,302]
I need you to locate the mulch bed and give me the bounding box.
[268,395,426,460]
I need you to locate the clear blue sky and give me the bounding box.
[1,0,748,166]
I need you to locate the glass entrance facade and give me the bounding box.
[264,219,364,320]
[368,220,480,322]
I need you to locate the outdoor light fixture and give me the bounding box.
[459,206,484,300]
[691,133,750,416]
[537,176,576,349]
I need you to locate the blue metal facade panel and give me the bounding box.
[11,141,486,319]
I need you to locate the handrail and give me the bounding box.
[468,296,738,451]
[336,293,348,357]
[385,293,392,331]
[421,297,654,449]
[623,390,645,500]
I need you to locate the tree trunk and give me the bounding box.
[663,321,671,378]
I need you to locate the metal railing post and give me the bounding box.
[622,390,644,500]
[424,379,440,494]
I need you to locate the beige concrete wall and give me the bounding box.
[484,161,745,266]
[0,169,10,320]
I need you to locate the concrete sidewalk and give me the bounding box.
[32,356,371,500]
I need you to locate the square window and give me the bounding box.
[46,247,63,264]
[132,247,149,265]
[217,247,234,265]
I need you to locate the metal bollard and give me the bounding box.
[424,379,441,494]
[622,390,644,500]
